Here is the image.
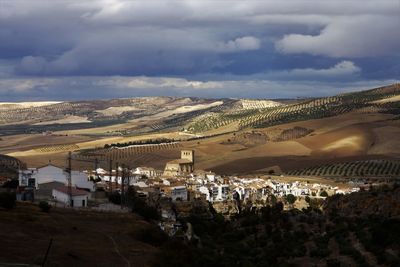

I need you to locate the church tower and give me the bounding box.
[181,150,194,163]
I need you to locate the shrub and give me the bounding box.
[125,187,159,220]
[320,191,329,197]
[39,201,51,212]
[2,179,19,189]
[132,226,168,246]
[108,192,121,204]
[310,247,330,258]
[326,259,341,267]
[285,194,296,205]
[0,192,16,209]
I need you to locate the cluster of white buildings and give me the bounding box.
[18,163,94,207]
[16,150,360,210]
[91,165,360,205]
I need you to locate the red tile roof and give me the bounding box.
[54,186,89,196]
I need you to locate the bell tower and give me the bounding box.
[181,150,194,163]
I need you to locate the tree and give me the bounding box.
[285,194,296,205]
[2,179,18,189]
[320,191,329,197]
[0,192,16,209]
[39,201,51,212]
[108,191,121,204]
[126,187,159,221]
[268,195,277,206]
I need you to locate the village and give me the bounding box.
[10,149,364,235]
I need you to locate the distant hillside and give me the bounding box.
[1,84,399,137]
[2,83,400,176]
[0,97,239,136]
[187,84,400,133]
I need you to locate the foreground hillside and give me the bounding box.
[156,184,400,267]
[2,184,399,267]
[0,203,161,267]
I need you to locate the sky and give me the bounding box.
[0,0,399,101]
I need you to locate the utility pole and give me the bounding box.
[121,164,125,209]
[108,158,113,192]
[127,167,131,189]
[94,158,99,180]
[67,151,72,207]
[115,162,119,190]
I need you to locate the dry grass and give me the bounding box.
[0,101,62,110]
[371,94,400,103]
[33,115,91,125]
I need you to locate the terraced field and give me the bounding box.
[241,99,283,109]
[77,142,182,162]
[287,159,400,177]
[187,84,400,133]
[0,154,24,169]
[34,144,80,153]
[272,127,314,142]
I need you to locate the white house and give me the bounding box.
[52,186,90,207]
[19,164,95,192]
[198,186,210,201]
[133,167,160,178]
[206,172,216,182]
[171,186,187,201]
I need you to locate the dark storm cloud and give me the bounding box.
[0,0,399,100]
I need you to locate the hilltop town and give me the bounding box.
[13,148,366,235]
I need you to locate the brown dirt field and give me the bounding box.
[0,203,158,267]
[299,124,375,157]
[5,132,183,167]
[369,125,400,155]
[0,134,92,154]
[371,94,400,103]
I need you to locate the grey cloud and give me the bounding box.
[0,0,399,100]
[1,76,398,101]
[266,61,361,81]
[276,16,400,57]
[217,36,261,53]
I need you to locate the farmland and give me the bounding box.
[0,84,399,178]
[287,159,400,178]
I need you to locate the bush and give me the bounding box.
[133,226,168,246]
[39,201,51,212]
[320,191,329,197]
[0,192,16,209]
[126,187,159,220]
[108,192,121,204]
[285,194,296,205]
[326,259,341,267]
[131,197,159,221]
[310,247,330,258]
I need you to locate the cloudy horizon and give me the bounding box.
[0,0,399,101]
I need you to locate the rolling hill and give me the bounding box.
[1,84,400,178]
